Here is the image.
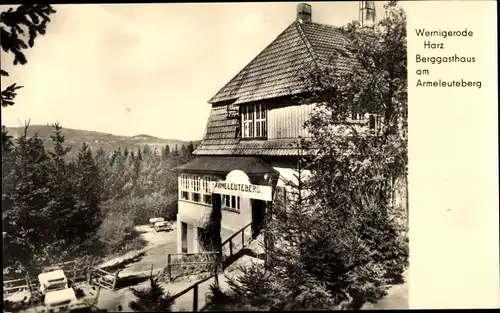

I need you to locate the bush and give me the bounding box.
[97,211,145,255]
[129,273,174,312]
[101,193,177,226]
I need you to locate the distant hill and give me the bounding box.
[4,125,201,158]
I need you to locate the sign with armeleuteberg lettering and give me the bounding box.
[212,169,273,201]
[212,181,272,201]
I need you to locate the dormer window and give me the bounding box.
[241,103,267,139]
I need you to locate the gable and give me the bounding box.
[208,20,362,106]
[208,22,316,105]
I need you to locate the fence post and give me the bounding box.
[193,283,198,312]
[87,257,94,284]
[25,274,32,295]
[229,239,233,257]
[111,270,120,291]
[166,254,172,282]
[72,260,78,283]
[242,229,245,247]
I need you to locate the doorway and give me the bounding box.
[181,222,188,253]
[251,200,266,239]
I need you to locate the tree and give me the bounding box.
[72,142,103,243]
[297,1,408,308]
[45,123,76,248]
[94,147,110,201]
[164,144,170,159]
[1,5,57,107]
[129,272,174,312]
[137,147,143,161]
[143,144,151,156]
[180,144,187,160]
[186,141,195,161]
[205,1,408,310]
[3,125,52,273]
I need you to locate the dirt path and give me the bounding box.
[95,224,179,311]
[362,270,409,310]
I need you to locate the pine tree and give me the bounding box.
[94,147,110,201]
[143,144,151,156]
[72,142,102,243]
[137,147,143,161]
[1,5,57,107]
[129,272,174,312]
[180,144,187,160]
[45,123,76,247]
[160,145,167,160]
[165,145,170,159]
[4,126,52,272]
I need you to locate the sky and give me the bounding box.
[1,2,387,141]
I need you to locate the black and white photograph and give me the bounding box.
[2,1,409,311]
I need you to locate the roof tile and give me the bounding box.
[196,19,362,157]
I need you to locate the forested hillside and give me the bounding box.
[5,125,199,160]
[1,123,194,277]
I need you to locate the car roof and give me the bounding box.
[38,270,66,282]
[149,217,164,223]
[44,288,76,304]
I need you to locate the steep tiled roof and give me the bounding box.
[208,20,360,105]
[194,19,362,157]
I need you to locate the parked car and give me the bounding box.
[154,221,170,232]
[148,217,164,228]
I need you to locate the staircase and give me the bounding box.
[167,222,266,311]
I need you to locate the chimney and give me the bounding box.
[359,1,376,28]
[296,3,312,23]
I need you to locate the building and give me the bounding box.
[173,2,405,254]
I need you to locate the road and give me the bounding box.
[95,224,179,311]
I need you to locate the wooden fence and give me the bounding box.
[3,256,107,297]
[3,276,34,297]
[165,252,220,282]
[167,222,253,311]
[89,268,120,291]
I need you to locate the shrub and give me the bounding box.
[97,211,144,254]
[129,272,174,312]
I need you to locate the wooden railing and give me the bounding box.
[89,268,120,291]
[3,257,99,297]
[3,276,32,297]
[167,222,253,311]
[221,222,252,260]
[165,252,220,282]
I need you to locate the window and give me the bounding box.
[179,174,218,205]
[201,176,213,205]
[192,176,201,202]
[180,174,190,200]
[241,103,267,139]
[351,111,363,121]
[222,195,241,211]
[368,114,379,131]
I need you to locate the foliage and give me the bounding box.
[205,1,408,311]
[2,122,194,275]
[298,1,408,308]
[206,261,336,311]
[129,272,174,312]
[96,211,144,255]
[1,4,56,107]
